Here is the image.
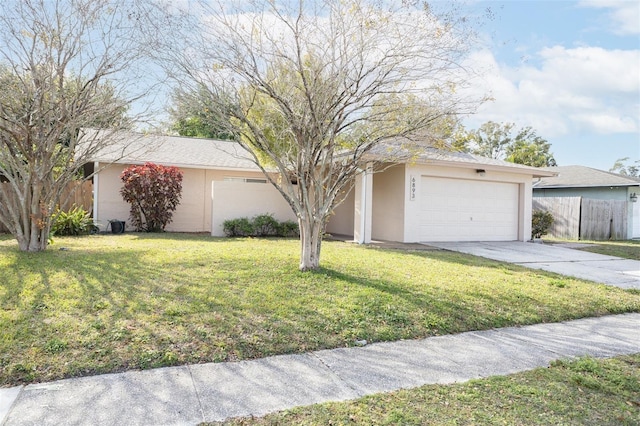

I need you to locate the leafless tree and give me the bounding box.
[154,0,484,270]
[0,0,152,251]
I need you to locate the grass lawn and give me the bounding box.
[1,233,639,386]
[212,354,640,425]
[555,239,640,260]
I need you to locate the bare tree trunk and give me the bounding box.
[153,0,481,270]
[298,216,323,271]
[9,181,51,252]
[0,0,150,252]
[20,220,48,252]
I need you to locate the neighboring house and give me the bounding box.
[533,165,640,239]
[86,131,554,242]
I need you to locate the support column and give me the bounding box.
[521,181,532,242]
[92,162,100,225]
[354,163,373,244]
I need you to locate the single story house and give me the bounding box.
[84,131,295,234]
[533,165,640,239]
[86,131,555,242]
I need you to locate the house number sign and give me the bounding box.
[409,175,416,201]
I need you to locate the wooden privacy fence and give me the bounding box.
[533,196,628,240]
[59,181,93,213]
[0,181,93,233]
[580,198,627,240]
[533,197,581,239]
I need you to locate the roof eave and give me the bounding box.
[533,183,640,189]
[416,158,558,178]
[94,159,263,173]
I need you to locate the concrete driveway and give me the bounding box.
[428,241,640,290]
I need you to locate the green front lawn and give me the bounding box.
[1,233,639,386]
[565,240,640,260]
[213,354,640,425]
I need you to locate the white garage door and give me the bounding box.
[419,176,519,242]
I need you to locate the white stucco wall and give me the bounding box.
[371,164,405,242]
[325,186,355,237]
[210,181,297,236]
[93,163,130,231]
[94,162,266,232]
[326,163,536,244]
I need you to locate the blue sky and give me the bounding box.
[150,1,638,171]
[459,0,639,171]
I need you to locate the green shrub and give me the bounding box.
[278,220,300,237]
[222,215,299,237]
[252,214,280,236]
[532,210,554,239]
[51,206,95,236]
[223,218,254,237]
[120,163,184,232]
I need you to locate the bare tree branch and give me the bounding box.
[0,0,155,251]
[151,0,486,270]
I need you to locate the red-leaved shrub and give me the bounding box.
[120,163,184,232]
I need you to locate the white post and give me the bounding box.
[353,164,373,244]
[92,162,100,227]
[521,181,532,241]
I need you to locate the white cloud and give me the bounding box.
[570,112,637,133]
[578,0,640,35]
[464,45,639,137]
[535,46,640,94]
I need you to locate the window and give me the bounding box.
[223,177,267,184]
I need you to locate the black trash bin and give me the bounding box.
[110,220,125,234]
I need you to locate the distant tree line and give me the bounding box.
[451,121,557,168]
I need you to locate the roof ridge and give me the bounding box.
[536,165,640,187]
[83,129,259,171]
[551,165,640,183]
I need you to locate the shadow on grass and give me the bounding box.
[319,245,640,329]
[1,233,639,386]
[0,235,218,377]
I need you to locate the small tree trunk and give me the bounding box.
[14,215,48,251]
[4,185,50,252]
[299,217,323,271]
[21,223,49,251]
[15,234,29,252]
[24,185,50,252]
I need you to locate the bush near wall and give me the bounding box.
[532,210,554,239]
[51,206,97,236]
[223,214,299,237]
[119,163,184,232]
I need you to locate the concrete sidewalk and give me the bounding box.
[1,313,639,426]
[429,241,640,289]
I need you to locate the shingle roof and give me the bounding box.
[85,130,259,171]
[83,130,556,178]
[366,142,556,177]
[533,165,640,189]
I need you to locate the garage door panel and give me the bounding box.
[419,176,519,242]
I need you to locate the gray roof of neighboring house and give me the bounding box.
[533,165,640,189]
[85,130,259,171]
